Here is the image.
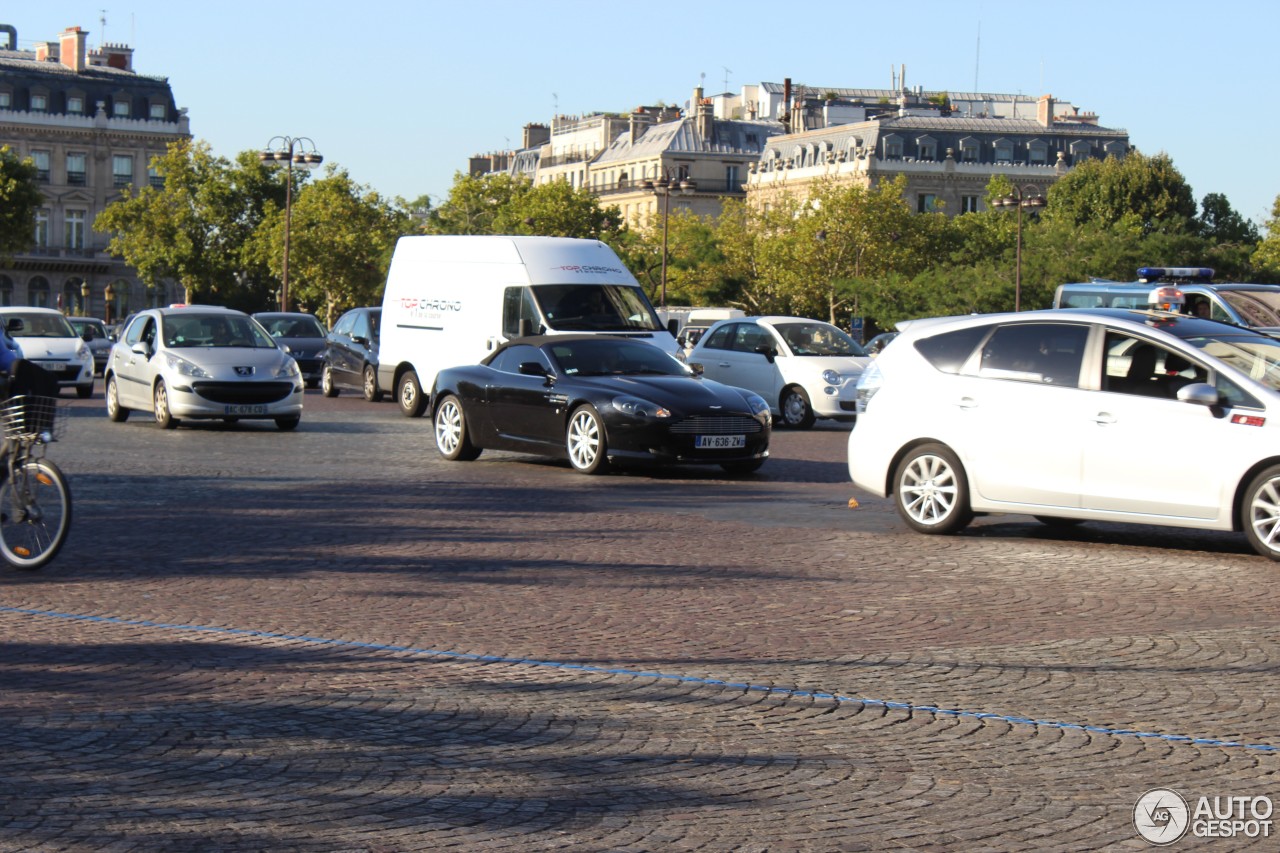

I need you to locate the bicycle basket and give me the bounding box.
[1,396,63,441]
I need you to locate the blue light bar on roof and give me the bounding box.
[1136,267,1215,283]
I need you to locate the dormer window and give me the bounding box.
[30,93,48,112]
[883,134,904,159]
[1070,140,1092,164]
[916,135,937,161]
[149,103,166,119]
[1028,139,1048,165]
[0,92,11,108]
[113,100,130,117]
[993,138,1014,162]
[67,95,84,114]
[959,136,979,162]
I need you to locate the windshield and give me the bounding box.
[548,339,688,377]
[1218,290,1280,327]
[259,315,326,338]
[534,284,663,332]
[5,312,76,338]
[161,314,278,349]
[1187,333,1280,391]
[774,321,868,356]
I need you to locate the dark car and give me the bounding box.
[254,312,328,389]
[321,307,382,401]
[67,316,112,376]
[430,335,772,475]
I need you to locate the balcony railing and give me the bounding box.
[591,179,745,197]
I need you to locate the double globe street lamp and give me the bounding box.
[993,186,1045,312]
[642,177,695,310]
[260,136,323,312]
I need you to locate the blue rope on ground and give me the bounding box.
[3,603,1275,754]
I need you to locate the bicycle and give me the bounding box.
[0,395,71,569]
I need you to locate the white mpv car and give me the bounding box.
[849,307,1280,560]
[688,316,870,428]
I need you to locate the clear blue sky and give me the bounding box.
[19,1,1280,227]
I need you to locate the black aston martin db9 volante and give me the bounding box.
[431,335,772,474]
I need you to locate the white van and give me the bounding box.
[377,235,680,416]
[680,307,746,351]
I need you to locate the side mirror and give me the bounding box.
[519,361,550,378]
[1177,382,1220,407]
[755,344,777,363]
[81,330,93,342]
[351,335,369,347]
[518,318,535,338]
[688,362,705,376]
[131,341,151,357]
[667,318,680,336]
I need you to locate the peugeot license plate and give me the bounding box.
[224,404,267,416]
[33,361,67,374]
[695,434,745,449]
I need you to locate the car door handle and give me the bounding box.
[1095,412,1117,425]
[718,362,731,368]
[957,396,977,409]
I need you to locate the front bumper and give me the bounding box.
[167,379,304,419]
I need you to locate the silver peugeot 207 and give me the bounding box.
[104,306,304,430]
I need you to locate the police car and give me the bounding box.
[1053,267,1280,329]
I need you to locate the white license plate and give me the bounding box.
[695,434,746,449]
[33,361,67,373]
[225,404,267,416]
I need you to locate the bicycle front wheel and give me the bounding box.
[0,458,71,570]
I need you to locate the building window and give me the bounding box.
[0,91,12,108]
[1028,140,1048,165]
[961,195,980,214]
[0,275,11,306]
[1070,141,1092,163]
[917,137,937,161]
[65,211,86,250]
[726,164,740,189]
[149,103,166,119]
[32,151,50,182]
[148,164,163,188]
[112,155,133,188]
[884,135,904,159]
[994,139,1014,162]
[113,99,129,117]
[66,153,87,185]
[917,194,938,213]
[30,93,47,111]
[67,96,84,113]
[28,276,50,308]
[34,210,48,247]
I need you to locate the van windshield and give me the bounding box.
[535,284,663,332]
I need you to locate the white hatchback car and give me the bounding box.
[0,307,95,398]
[849,307,1280,559]
[105,306,304,430]
[687,316,870,428]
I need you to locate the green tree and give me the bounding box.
[423,173,529,235]
[1045,150,1197,235]
[95,139,256,304]
[1198,192,1259,244]
[253,168,408,323]
[0,146,41,259]
[1253,194,1280,279]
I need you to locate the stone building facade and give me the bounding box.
[0,23,189,323]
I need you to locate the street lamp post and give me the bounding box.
[260,136,323,312]
[993,186,1045,312]
[643,176,695,310]
[80,281,90,316]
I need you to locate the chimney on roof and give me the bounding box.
[1037,94,1055,127]
[35,41,56,61]
[94,43,133,71]
[0,25,16,51]
[59,26,87,73]
[694,87,713,141]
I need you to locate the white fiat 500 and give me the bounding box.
[687,316,870,428]
[849,306,1280,559]
[105,306,303,430]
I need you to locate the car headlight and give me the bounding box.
[163,352,211,378]
[612,395,671,418]
[855,361,883,414]
[275,358,301,379]
[822,369,842,385]
[743,392,771,418]
[77,342,92,363]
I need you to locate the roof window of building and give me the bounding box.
[148,103,165,119]
[67,95,84,113]
[917,135,937,161]
[1028,139,1048,165]
[112,99,129,117]
[993,138,1014,163]
[1070,140,1092,163]
[30,92,48,112]
[959,136,979,162]
[884,134,903,159]
[0,91,11,108]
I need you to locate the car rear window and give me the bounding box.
[913,326,989,374]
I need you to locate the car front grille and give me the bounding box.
[669,415,763,434]
[192,381,296,404]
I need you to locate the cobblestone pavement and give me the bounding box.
[1,391,1278,851]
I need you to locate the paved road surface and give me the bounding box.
[1,390,1276,850]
